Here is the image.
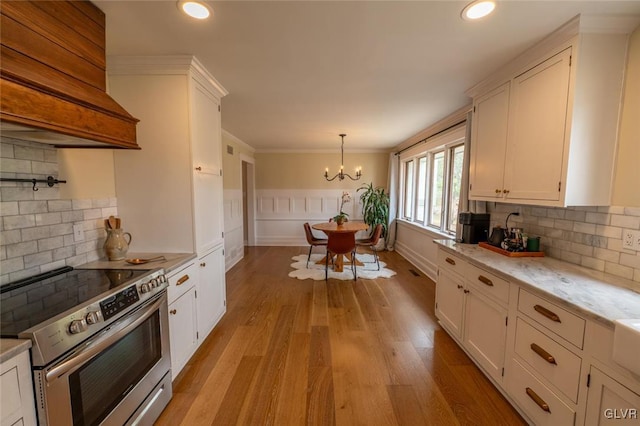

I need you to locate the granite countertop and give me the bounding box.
[79,252,197,275]
[435,240,640,328]
[0,339,32,363]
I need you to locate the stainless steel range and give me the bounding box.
[0,266,172,426]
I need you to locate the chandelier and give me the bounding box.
[324,134,362,182]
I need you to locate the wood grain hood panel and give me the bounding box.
[0,0,139,149]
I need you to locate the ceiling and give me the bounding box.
[94,1,640,151]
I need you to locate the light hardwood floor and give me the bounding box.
[157,246,526,425]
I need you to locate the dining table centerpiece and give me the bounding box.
[333,191,352,225]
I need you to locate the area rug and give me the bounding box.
[288,253,397,281]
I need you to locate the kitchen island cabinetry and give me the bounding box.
[467,15,633,206]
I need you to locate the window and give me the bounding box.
[399,128,466,235]
[403,160,414,220]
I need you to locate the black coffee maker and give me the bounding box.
[458,212,490,244]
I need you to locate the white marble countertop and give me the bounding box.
[0,339,32,363]
[435,240,640,328]
[79,252,197,274]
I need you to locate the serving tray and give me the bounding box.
[478,242,544,257]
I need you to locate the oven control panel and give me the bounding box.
[100,285,140,320]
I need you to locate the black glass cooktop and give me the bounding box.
[0,267,149,337]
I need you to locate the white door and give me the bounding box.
[469,82,510,199]
[504,47,572,202]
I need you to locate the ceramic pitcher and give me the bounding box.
[104,228,132,261]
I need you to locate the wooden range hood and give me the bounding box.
[0,0,139,149]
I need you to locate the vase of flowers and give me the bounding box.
[333,191,351,225]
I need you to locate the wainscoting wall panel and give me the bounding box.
[255,189,367,246]
[223,189,244,271]
[394,220,449,282]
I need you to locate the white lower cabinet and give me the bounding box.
[167,262,199,379]
[166,247,227,380]
[168,288,198,381]
[0,350,36,426]
[463,288,508,384]
[435,247,640,426]
[435,251,509,385]
[435,269,465,339]
[196,245,227,342]
[585,367,640,426]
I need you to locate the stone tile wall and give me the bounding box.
[488,203,640,286]
[0,138,116,285]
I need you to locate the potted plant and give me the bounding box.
[333,191,351,225]
[357,182,390,243]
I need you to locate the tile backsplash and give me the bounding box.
[488,203,640,286]
[1,138,116,285]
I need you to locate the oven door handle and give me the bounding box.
[45,295,164,383]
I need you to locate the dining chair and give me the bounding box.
[326,232,357,281]
[303,222,328,268]
[356,223,383,270]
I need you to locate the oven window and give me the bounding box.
[69,310,162,426]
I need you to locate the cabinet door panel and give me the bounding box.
[197,247,226,341]
[191,79,221,173]
[435,269,464,339]
[585,367,640,425]
[469,82,510,199]
[463,289,507,383]
[505,47,572,201]
[193,172,223,253]
[169,287,198,380]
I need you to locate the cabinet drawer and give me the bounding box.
[168,262,197,304]
[437,250,466,277]
[515,318,582,403]
[507,358,575,426]
[518,289,585,349]
[466,263,510,305]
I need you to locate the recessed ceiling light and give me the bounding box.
[461,0,496,21]
[177,1,213,20]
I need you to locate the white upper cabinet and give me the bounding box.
[469,82,510,198]
[504,48,572,202]
[467,15,635,207]
[108,56,228,254]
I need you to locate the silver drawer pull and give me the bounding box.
[526,387,551,413]
[478,275,493,286]
[445,257,456,266]
[530,343,557,365]
[533,304,561,323]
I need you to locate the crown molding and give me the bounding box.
[222,129,256,153]
[107,55,228,98]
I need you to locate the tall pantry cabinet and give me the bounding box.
[108,56,228,350]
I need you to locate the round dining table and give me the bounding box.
[312,221,368,272]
